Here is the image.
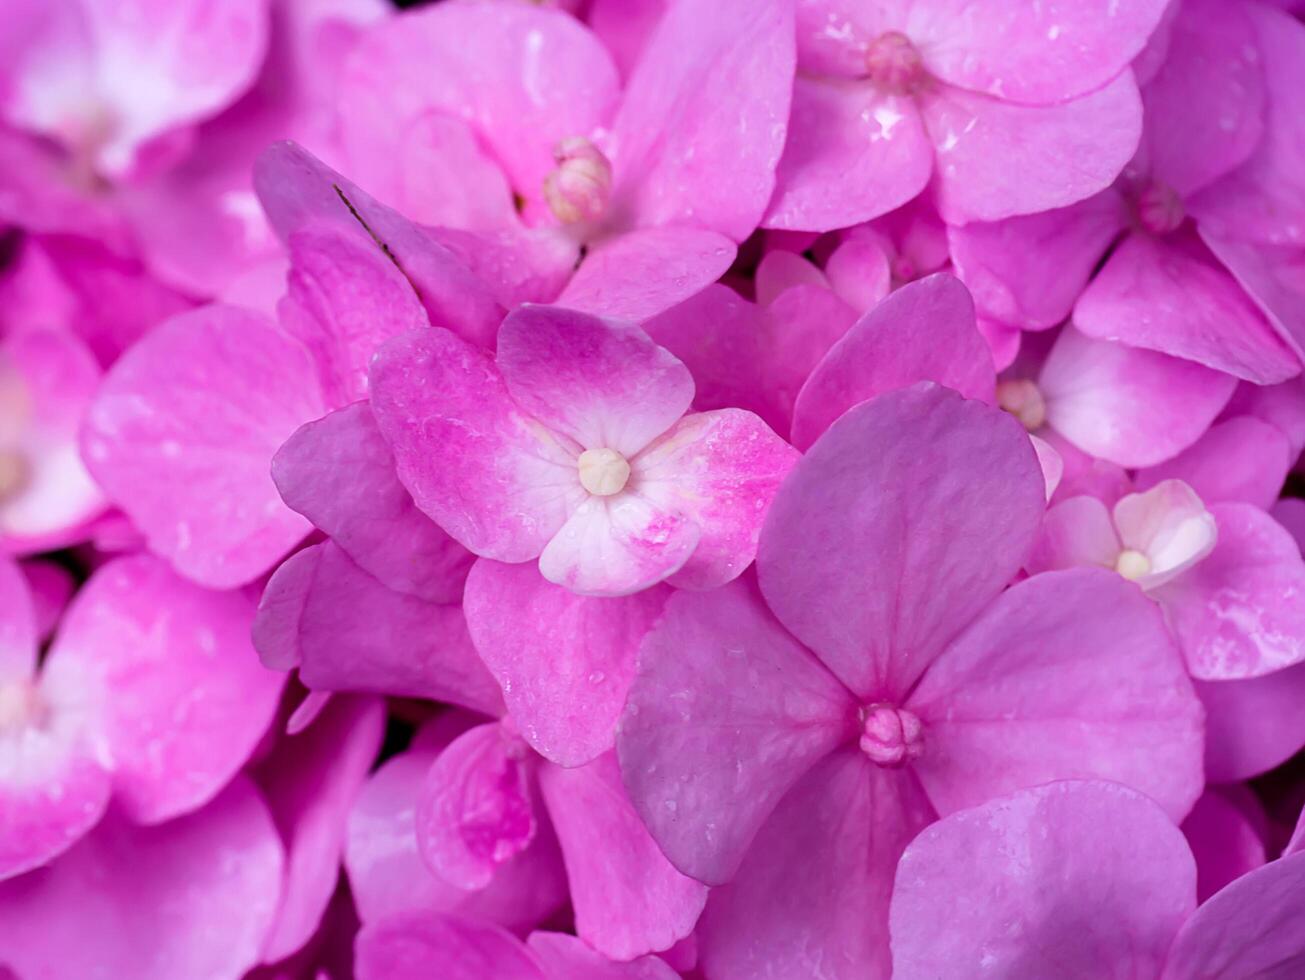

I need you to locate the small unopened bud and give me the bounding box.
[996,379,1047,432]
[859,703,924,768]
[578,448,630,496]
[865,32,926,94]
[1135,181,1185,236]
[543,137,612,224]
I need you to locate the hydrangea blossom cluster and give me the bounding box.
[3,0,1305,976]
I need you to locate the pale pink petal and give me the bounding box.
[824,233,892,312]
[368,327,584,563]
[1112,480,1219,590]
[539,494,699,597]
[754,249,830,307]
[1074,232,1300,384]
[1038,326,1237,468]
[634,409,799,591]
[922,74,1142,225]
[1202,233,1305,363]
[789,274,996,450]
[947,191,1127,329]
[1030,433,1064,500]
[889,781,1195,980]
[272,403,473,603]
[355,913,546,980]
[759,384,1044,699]
[763,78,931,232]
[699,749,933,980]
[616,578,855,885]
[1154,503,1305,680]
[428,226,578,309]
[1136,417,1292,511]
[47,555,284,823]
[82,306,325,588]
[1199,666,1305,782]
[1163,852,1305,979]
[464,560,668,768]
[497,306,693,457]
[1182,787,1266,903]
[540,753,708,959]
[0,778,284,980]
[557,226,737,322]
[607,0,793,240]
[528,931,681,980]
[587,0,667,82]
[258,695,384,963]
[1025,495,1122,576]
[908,569,1204,821]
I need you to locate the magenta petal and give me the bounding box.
[251,546,315,672]
[889,781,1195,979]
[616,578,854,885]
[1202,233,1305,362]
[0,778,284,980]
[759,384,1044,700]
[1025,495,1121,576]
[272,403,473,603]
[258,695,384,963]
[1038,326,1237,468]
[48,555,283,824]
[700,749,933,980]
[82,306,325,588]
[464,559,668,768]
[1154,503,1305,680]
[369,328,583,563]
[1135,417,1292,511]
[1182,787,1267,903]
[1199,665,1305,782]
[497,306,693,457]
[355,913,546,980]
[608,0,793,240]
[540,753,708,959]
[1163,852,1305,979]
[764,78,931,232]
[790,274,995,450]
[527,931,680,980]
[557,226,737,322]
[1074,232,1300,384]
[922,74,1142,225]
[908,569,1204,821]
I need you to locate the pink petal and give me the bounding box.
[464,559,668,768]
[1074,232,1300,384]
[789,274,995,450]
[0,778,284,980]
[1202,233,1305,363]
[48,554,284,823]
[428,226,577,310]
[908,568,1205,821]
[1154,503,1305,680]
[339,3,617,211]
[355,913,546,980]
[1199,665,1305,781]
[540,753,708,959]
[1182,787,1267,903]
[257,696,385,963]
[416,723,541,893]
[527,931,680,980]
[616,578,855,885]
[368,327,583,563]
[759,384,1044,700]
[763,78,931,232]
[497,306,694,457]
[635,409,799,591]
[1163,852,1305,979]
[1038,326,1237,468]
[0,556,35,680]
[947,191,1127,329]
[824,233,892,312]
[557,226,737,322]
[1112,479,1218,590]
[1025,495,1122,575]
[607,0,793,240]
[82,306,325,588]
[586,0,668,82]
[272,403,473,603]
[912,0,1170,105]
[1135,417,1292,511]
[346,742,566,930]
[1029,433,1064,500]
[699,749,933,980]
[889,781,1195,979]
[922,74,1142,225]
[251,546,315,672]
[0,327,106,549]
[754,249,830,307]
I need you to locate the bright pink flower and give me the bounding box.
[0,553,282,879]
[617,385,1202,979]
[889,780,1305,979]
[765,0,1167,230]
[368,306,797,597]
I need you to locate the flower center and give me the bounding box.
[1135,180,1185,236]
[0,449,29,502]
[996,379,1046,431]
[865,32,926,94]
[859,703,923,768]
[0,681,45,736]
[1115,548,1152,581]
[578,448,631,496]
[543,137,613,224]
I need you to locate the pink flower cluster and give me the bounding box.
[3,0,1305,976]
